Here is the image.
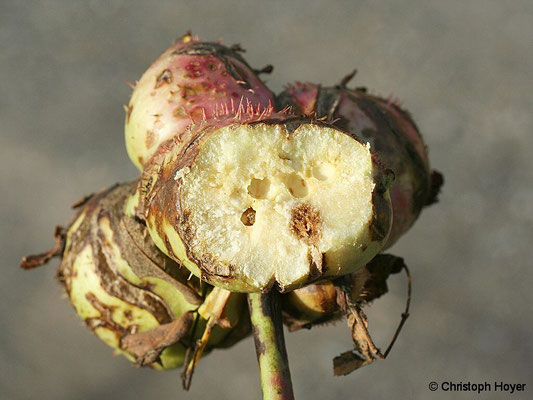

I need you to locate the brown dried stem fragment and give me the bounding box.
[20,226,66,269]
[254,65,274,75]
[333,258,411,376]
[424,170,444,206]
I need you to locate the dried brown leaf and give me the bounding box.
[333,350,373,376]
[121,311,194,365]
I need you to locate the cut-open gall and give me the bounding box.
[137,119,393,292]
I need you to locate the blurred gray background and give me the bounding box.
[2,1,532,399]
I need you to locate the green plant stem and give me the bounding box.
[248,292,295,400]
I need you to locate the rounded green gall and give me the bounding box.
[281,254,406,331]
[24,182,250,369]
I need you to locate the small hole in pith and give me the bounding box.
[284,173,308,198]
[248,178,270,199]
[312,163,334,181]
[241,207,256,226]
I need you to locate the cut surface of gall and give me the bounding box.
[142,121,392,292]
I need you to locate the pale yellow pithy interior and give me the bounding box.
[181,123,375,289]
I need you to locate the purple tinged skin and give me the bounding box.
[125,33,276,170]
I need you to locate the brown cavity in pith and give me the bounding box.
[290,203,322,245]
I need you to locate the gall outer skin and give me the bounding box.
[56,182,249,369]
[125,33,275,169]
